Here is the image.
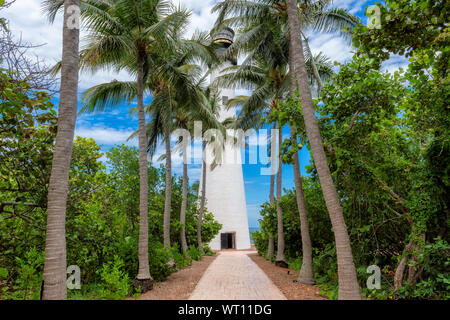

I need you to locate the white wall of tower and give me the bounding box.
[199,58,251,250]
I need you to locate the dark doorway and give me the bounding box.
[220,232,236,249]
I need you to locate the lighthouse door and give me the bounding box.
[220,233,236,249]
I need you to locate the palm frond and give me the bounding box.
[80,80,138,114]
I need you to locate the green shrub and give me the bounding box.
[394,238,450,300]
[252,230,268,257]
[170,244,192,269]
[97,256,130,300]
[2,248,43,300]
[187,245,203,261]
[202,245,215,256]
[288,256,302,273]
[149,241,173,281]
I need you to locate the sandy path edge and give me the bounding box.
[135,255,218,300]
[248,253,327,300]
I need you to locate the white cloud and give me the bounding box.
[308,33,354,64]
[75,126,137,146]
[3,1,63,62]
[382,54,409,75]
[334,0,368,14]
[3,0,212,91]
[2,0,360,93]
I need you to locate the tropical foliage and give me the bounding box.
[0,100,220,299]
[253,0,448,300]
[0,0,448,301]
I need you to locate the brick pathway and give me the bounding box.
[189,250,287,300]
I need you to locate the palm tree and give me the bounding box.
[152,108,189,254]
[215,30,331,266]
[214,29,290,261]
[288,35,314,284]
[197,85,223,252]
[267,121,277,259]
[197,140,207,252]
[147,84,223,254]
[179,135,189,253]
[146,68,219,256]
[213,0,358,291]
[127,30,220,256]
[144,95,174,256]
[41,0,80,300]
[287,0,361,299]
[274,121,288,266]
[76,0,194,292]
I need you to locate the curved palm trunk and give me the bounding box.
[179,141,188,254]
[267,236,275,259]
[163,127,172,249]
[291,128,315,283]
[42,0,80,300]
[197,141,207,252]
[267,122,277,259]
[134,53,153,292]
[289,37,315,284]
[287,0,360,299]
[275,122,287,266]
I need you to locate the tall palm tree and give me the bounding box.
[289,35,314,284]
[213,0,357,290]
[267,121,277,259]
[215,30,290,261]
[146,70,219,255]
[151,108,189,254]
[128,31,221,256]
[179,135,189,253]
[41,0,80,300]
[197,85,223,252]
[274,120,288,266]
[287,0,361,299]
[143,95,174,253]
[215,30,331,265]
[197,139,207,252]
[76,0,193,292]
[150,84,223,254]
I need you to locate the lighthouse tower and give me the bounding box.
[200,27,251,250]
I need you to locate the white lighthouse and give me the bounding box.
[200,27,251,250]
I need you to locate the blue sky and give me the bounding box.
[4,0,407,228]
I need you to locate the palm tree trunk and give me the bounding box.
[134,53,153,292]
[287,0,360,299]
[163,127,172,249]
[267,237,275,259]
[291,128,315,283]
[269,171,275,204]
[289,35,315,284]
[269,121,277,205]
[267,121,277,259]
[197,141,207,252]
[275,121,287,266]
[179,141,188,254]
[42,0,80,300]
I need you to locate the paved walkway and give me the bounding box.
[189,250,287,300]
